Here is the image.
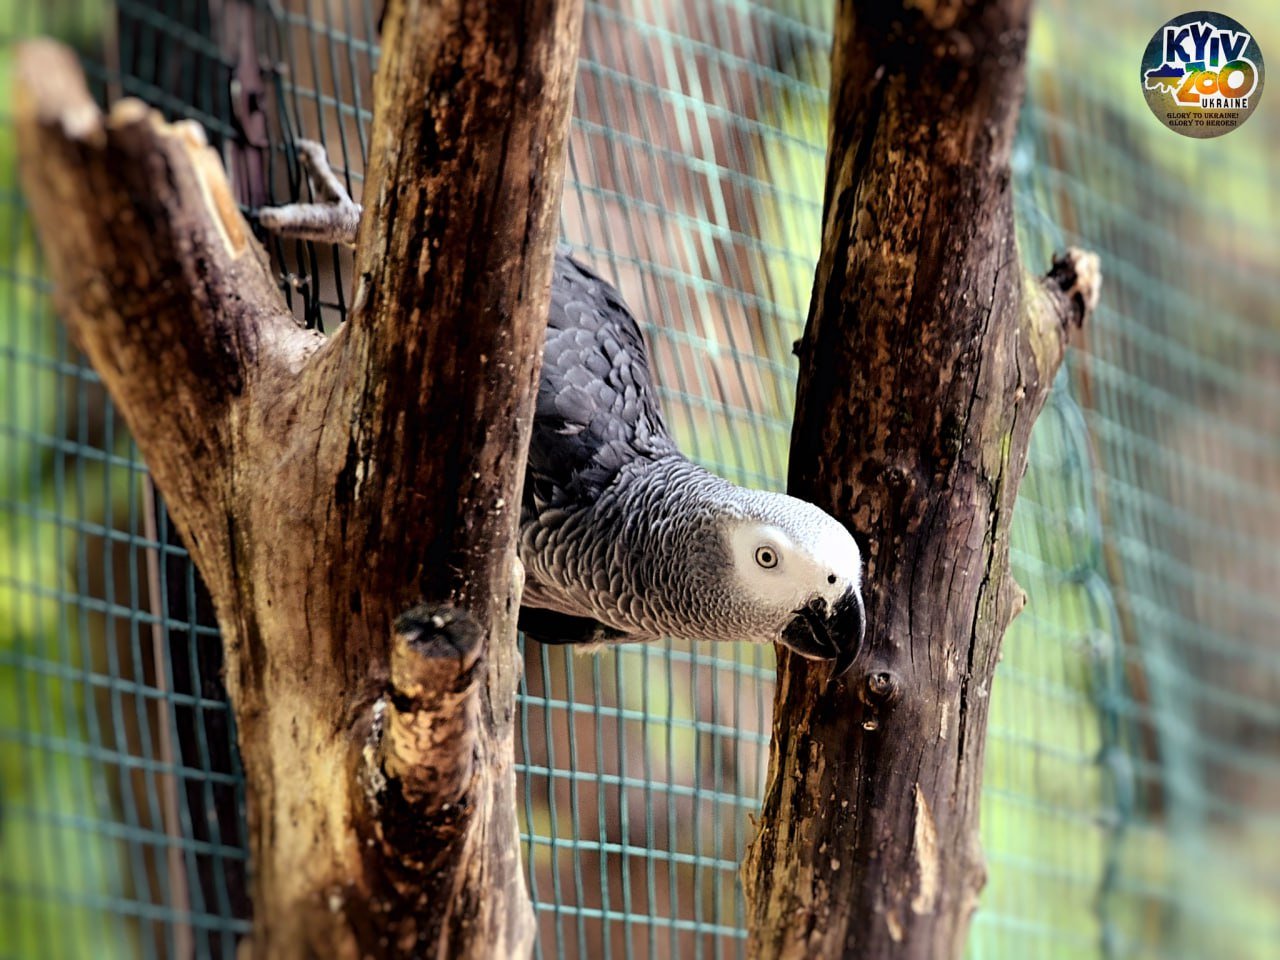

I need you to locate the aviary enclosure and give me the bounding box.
[1,1,1277,959]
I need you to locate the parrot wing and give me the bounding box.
[524,248,677,513]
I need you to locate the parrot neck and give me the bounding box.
[590,454,756,640]
[520,452,760,642]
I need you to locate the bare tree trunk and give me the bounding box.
[14,0,583,955]
[742,2,1099,958]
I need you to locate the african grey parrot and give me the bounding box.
[516,249,864,671]
[259,143,865,673]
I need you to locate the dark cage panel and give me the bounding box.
[1,2,1278,960]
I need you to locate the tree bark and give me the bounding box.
[743,2,1099,958]
[14,0,583,955]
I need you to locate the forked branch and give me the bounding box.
[15,1,584,956]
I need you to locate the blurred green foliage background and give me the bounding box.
[2,2,1278,959]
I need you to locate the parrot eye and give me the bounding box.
[754,545,779,569]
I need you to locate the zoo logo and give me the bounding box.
[1140,11,1265,139]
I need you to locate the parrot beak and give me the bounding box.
[781,587,865,676]
[828,588,866,678]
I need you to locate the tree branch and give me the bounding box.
[14,40,316,587]
[743,2,1100,958]
[338,0,585,615]
[15,0,584,954]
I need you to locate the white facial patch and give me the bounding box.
[802,506,862,596]
[728,494,862,618]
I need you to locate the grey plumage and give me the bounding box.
[519,249,865,670]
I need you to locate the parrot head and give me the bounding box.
[725,492,865,675]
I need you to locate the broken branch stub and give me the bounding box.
[377,605,484,814]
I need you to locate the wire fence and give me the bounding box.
[1,2,1277,959]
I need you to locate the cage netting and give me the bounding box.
[2,2,1278,959]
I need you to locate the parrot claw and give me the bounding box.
[257,139,362,247]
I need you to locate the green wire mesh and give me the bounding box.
[2,2,1277,959]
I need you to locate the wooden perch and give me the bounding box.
[15,0,583,955]
[743,1,1099,958]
